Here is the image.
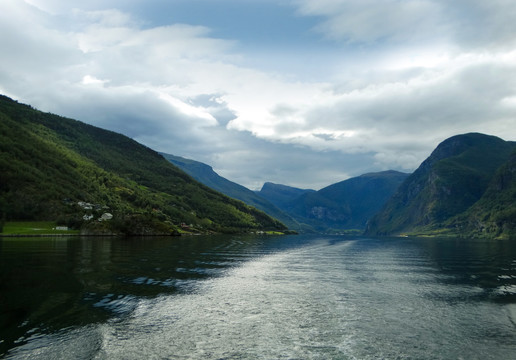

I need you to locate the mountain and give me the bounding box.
[365,133,516,237]
[449,148,516,238]
[256,182,316,210]
[280,171,409,232]
[158,157,408,233]
[0,95,287,235]
[160,153,302,230]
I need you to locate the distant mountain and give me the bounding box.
[279,171,409,232]
[160,153,302,230]
[365,133,516,238]
[256,182,316,210]
[0,95,287,235]
[161,156,406,233]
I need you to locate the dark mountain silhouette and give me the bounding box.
[279,171,409,232]
[365,133,516,238]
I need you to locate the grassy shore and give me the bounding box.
[0,221,80,236]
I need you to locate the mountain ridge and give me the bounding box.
[3,95,513,238]
[162,156,409,233]
[280,170,409,232]
[0,95,287,235]
[257,182,316,210]
[365,132,516,238]
[160,153,303,231]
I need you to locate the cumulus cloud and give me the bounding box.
[1,0,516,189]
[266,53,516,169]
[1,2,234,138]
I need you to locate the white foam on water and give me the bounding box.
[93,240,359,359]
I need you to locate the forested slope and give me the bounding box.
[0,95,286,235]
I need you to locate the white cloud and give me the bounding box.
[1,0,516,189]
[158,93,218,126]
[82,75,108,85]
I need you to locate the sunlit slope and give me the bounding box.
[161,153,303,231]
[0,95,286,235]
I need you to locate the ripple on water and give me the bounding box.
[4,237,516,359]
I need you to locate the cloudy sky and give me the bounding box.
[1,0,516,190]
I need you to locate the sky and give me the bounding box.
[1,0,516,190]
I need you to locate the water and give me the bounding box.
[1,235,516,359]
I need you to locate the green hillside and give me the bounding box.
[0,95,287,235]
[365,133,516,237]
[449,149,516,238]
[160,153,302,231]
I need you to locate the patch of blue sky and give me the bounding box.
[129,0,322,49]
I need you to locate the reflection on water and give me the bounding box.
[1,235,516,359]
[0,235,301,355]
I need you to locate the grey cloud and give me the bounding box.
[51,90,185,137]
[296,59,516,169]
[201,132,380,190]
[313,133,337,142]
[296,0,444,44]
[270,103,298,117]
[295,0,516,51]
[3,0,516,191]
[444,0,516,50]
[188,94,237,125]
[0,2,81,78]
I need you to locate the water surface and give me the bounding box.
[1,235,516,359]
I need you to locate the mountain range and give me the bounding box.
[166,153,409,233]
[1,94,514,239]
[167,133,516,239]
[257,172,409,233]
[0,95,286,235]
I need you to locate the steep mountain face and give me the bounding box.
[450,149,516,238]
[256,183,316,210]
[365,133,516,237]
[160,153,302,230]
[282,171,409,232]
[0,95,286,235]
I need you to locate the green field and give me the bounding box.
[0,221,80,236]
